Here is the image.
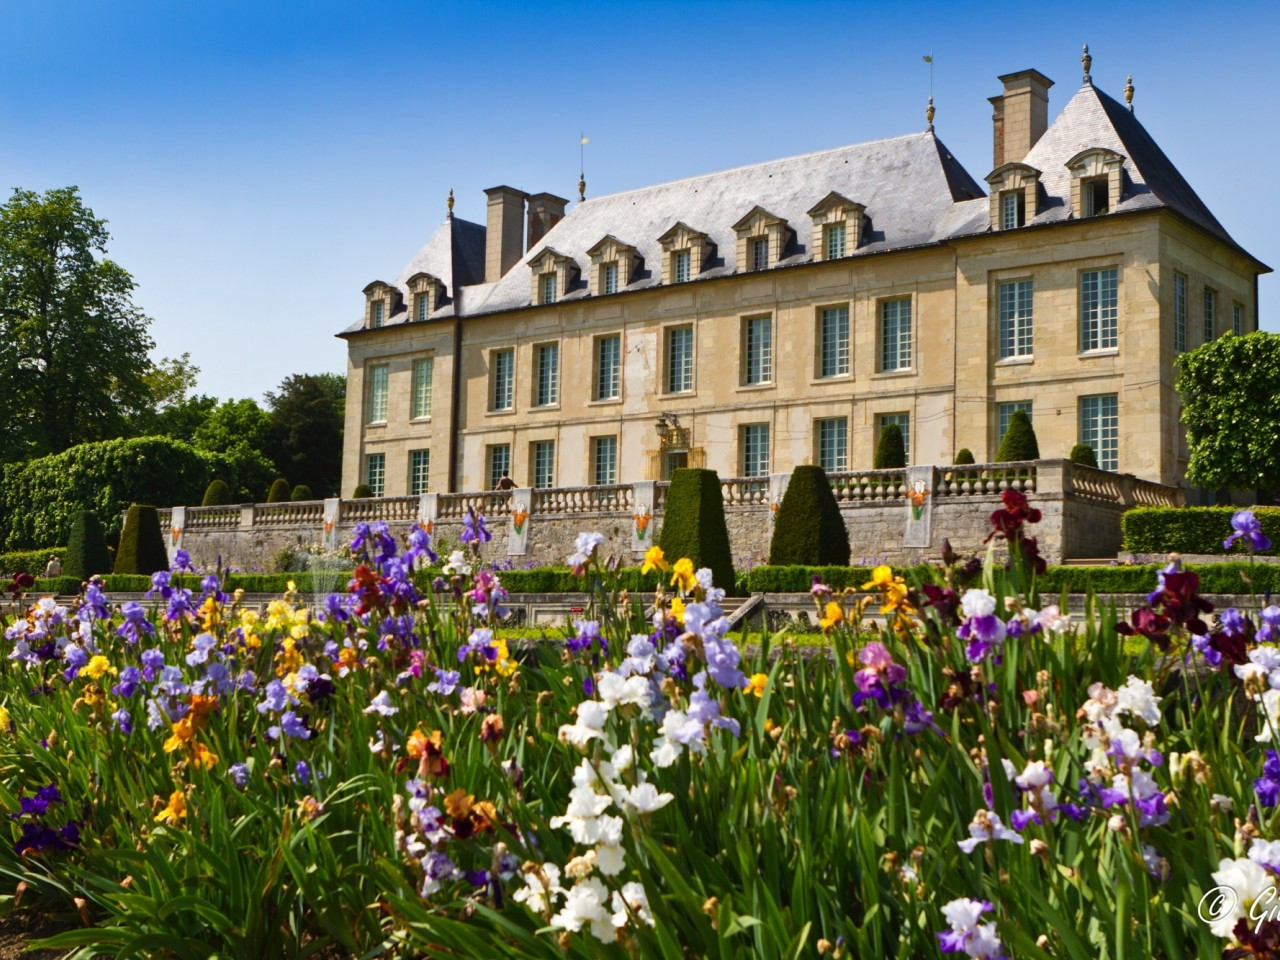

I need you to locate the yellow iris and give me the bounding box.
[81,655,115,681]
[641,545,670,576]
[670,558,697,594]
[669,596,686,625]
[745,673,768,697]
[199,596,221,631]
[0,706,9,732]
[819,601,845,632]
[860,565,896,591]
[164,716,196,753]
[155,790,187,825]
[191,742,219,770]
[275,637,303,677]
[860,565,916,619]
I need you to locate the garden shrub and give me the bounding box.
[113,505,169,575]
[202,479,233,506]
[0,547,65,576]
[290,484,315,502]
[874,424,906,469]
[954,448,975,465]
[656,468,735,591]
[267,478,291,503]
[353,484,374,499]
[63,511,110,580]
[1122,506,1280,556]
[995,410,1039,462]
[768,465,850,566]
[1070,444,1099,468]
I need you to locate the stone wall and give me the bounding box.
[156,460,1180,575]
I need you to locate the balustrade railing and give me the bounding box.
[256,501,325,525]
[720,477,769,505]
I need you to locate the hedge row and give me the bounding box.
[0,547,66,576]
[1122,506,1280,556]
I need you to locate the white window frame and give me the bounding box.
[367,364,389,424]
[602,262,618,295]
[666,326,694,394]
[595,335,621,400]
[816,417,848,472]
[1000,190,1026,229]
[1203,287,1217,344]
[743,315,773,385]
[540,272,557,305]
[880,298,912,372]
[819,305,850,378]
[673,249,691,283]
[592,436,618,486]
[535,343,560,407]
[411,357,433,420]
[998,279,1034,359]
[532,440,555,489]
[492,350,514,411]
[750,236,768,271]
[741,423,770,477]
[365,452,385,497]
[409,449,430,495]
[824,223,846,260]
[1173,272,1188,354]
[1080,394,1119,471]
[487,444,511,489]
[370,300,385,328]
[1080,267,1119,351]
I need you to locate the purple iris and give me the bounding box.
[81,584,110,621]
[268,711,310,740]
[112,709,133,734]
[406,525,438,565]
[146,570,173,600]
[139,647,165,681]
[1259,606,1280,645]
[13,821,80,856]
[165,588,194,621]
[117,602,155,643]
[171,549,195,573]
[112,667,142,699]
[1225,510,1272,553]
[1257,750,1280,807]
[295,761,311,785]
[228,763,250,788]
[461,509,491,545]
[903,699,944,737]
[959,615,1006,664]
[428,668,460,696]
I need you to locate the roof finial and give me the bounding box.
[578,172,586,202]
[1124,73,1135,113]
[578,133,589,202]
[1082,43,1092,85]
[926,95,935,132]
[446,187,454,218]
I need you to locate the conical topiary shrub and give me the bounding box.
[266,477,291,503]
[953,448,975,465]
[768,465,850,566]
[995,410,1040,462]
[290,484,314,502]
[352,484,374,499]
[874,424,906,469]
[656,468,735,593]
[64,510,110,580]
[202,478,233,506]
[1070,443,1099,468]
[114,504,169,576]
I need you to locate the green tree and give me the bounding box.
[64,510,110,580]
[1177,332,1280,493]
[266,373,345,497]
[768,465,850,566]
[0,187,155,460]
[194,398,274,458]
[995,410,1040,462]
[138,393,219,442]
[874,424,906,469]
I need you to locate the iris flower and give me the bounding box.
[1225,509,1272,553]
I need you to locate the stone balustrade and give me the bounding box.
[154,460,1181,573]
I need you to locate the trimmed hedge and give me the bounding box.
[995,410,1039,462]
[64,511,110,580]
[202,479,233,506]
[875,424,906,469]
[1070,444,1098,468]
[0,547,66,576]
[290,484,314,502]
[1122,506,1280,556]
[352,484,374,499]
[954,449,975,465]
[113,505,169,576]
[769,466,850,566]
[267,478,292,503]
[657,468,735,592]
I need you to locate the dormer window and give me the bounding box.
[585,236,640,295]
[406,272,444,323]
[371,300,385,328]
[807,192,864,262]
[362,280,400,330]
[732,206,790,273]
[984,163,1040,231]
[1065,147,1125,220]
[657,222,713,285]
[527,247,579,305]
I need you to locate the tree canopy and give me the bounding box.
[0,187,155,460]
[1177,331,1280,494]
[266,373,345,497]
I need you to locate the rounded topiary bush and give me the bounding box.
[768,465,850,566]
[875,424,906,469]
[1070,443,1099,468]
[290,484,314,502]
[202,478,233,506]
[114,504,169,576]
[352,484,374,499]
[995,410,1040,462]
[656,468,735,593]
[954,448,975,465]
[266,478,291,503]
[64,510,111,580]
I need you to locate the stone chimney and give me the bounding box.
[526,193,569,250]
[989,70,1053,167]
[484,186,528,283]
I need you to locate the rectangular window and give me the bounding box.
[744,315,772,385]
[819,306,850,378]
[409,450,430,495]
[415,294,429,323]
[751,236,769,271]
[365,452,385,497]
[535,343,559,406]
[602,262,618,295]
[371,300,385,328]
[879,413,910,463]
[666,326,693,393]
[1234,301,1244,336]
[996,401,1033,447]
[367,364,389,424]
[1001,190,1025,229]
[674,249,691,283]
[816,418,848,472]
[541,273,557,304]
[1204,288,1217,343]
[593,436,618,485]
[880,298,912,371]
[1084,178,1108,217]
[532,440,555,488]
[998,279,1034,358]
[491,350,514,411]
[1173,272,1188,354]
[595,335,621,400]
[1080,394,1119,471]
[411,358,433,419]
[824,223,846,260]
[1080,267,1119,351]
[741,423,770,477]
[487,444,511,490]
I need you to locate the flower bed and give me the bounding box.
[1,503,1278,956]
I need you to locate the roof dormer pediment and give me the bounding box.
[731,205,787,235]
[806,191,865,219]
[585,235,638,263]
[1064,147,1126,177]
[528,246,576,272]
[984,162,1042,186]
[657,221,710,250]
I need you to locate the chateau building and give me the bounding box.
[339,53,1268,498]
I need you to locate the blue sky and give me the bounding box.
[2,0,1274,401]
